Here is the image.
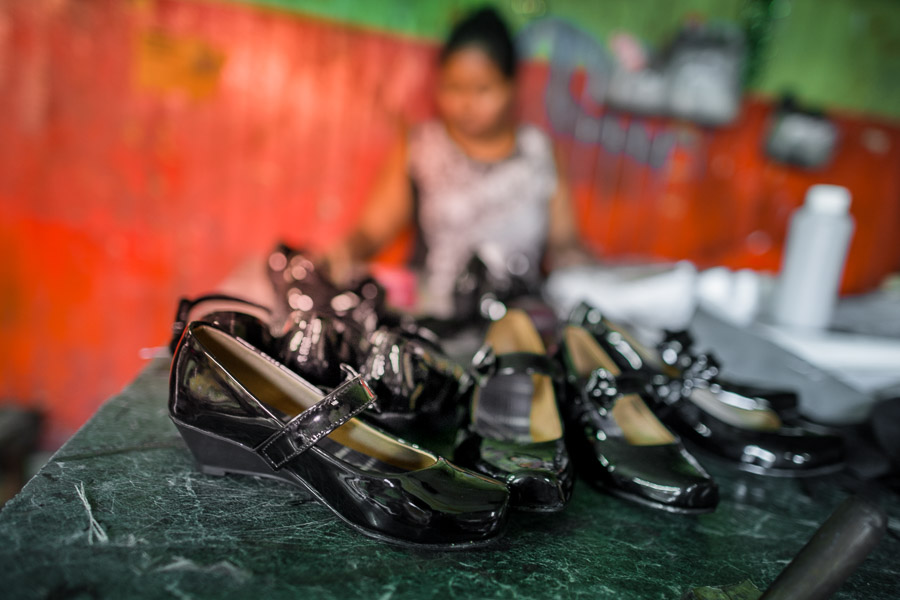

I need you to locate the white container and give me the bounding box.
[769,185,855,329]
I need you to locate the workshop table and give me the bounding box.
[1,352,898,599]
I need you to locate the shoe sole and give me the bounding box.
[171,418,506,550]
[603,485,717,515]
[576,473,717,515]
[678,438,847,479]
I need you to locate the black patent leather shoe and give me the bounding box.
[267,242,431,340]
[277,310,471,436]
[277,310,361,388]
[451,253,537,325]
[357,327,471,434]
[655,328,800,419]
[570,303,800,419]
[171,294,470,438]
[454,309,573,512]
[170,322,509,547]
[556,325,718,513]
[569,303,846,477]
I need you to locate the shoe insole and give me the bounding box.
[472,309,563,443]
[563,326,675,446]
[196,325,435,472]
[689,386,782,432]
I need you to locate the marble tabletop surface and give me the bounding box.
[1,350,898,599]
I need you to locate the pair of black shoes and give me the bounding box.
[566,303,846,477]
[457,308,717,515]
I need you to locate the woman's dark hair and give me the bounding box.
[440,7,517,79]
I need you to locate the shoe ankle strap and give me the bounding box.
[255,375,376,470]
[472,347,561,384]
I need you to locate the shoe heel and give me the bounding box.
[172,419,273,478]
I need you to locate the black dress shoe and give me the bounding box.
[169,321,509,547]
[451,253,537,324]
[171,294,471,438]
[267,242,430,341]
[655,328,800,419]
[556,324,718,513]
[569,303,846,477]
[266,243,351,319]
[279,310,471,436]
[454,309,574,512]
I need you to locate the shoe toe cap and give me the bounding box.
[506,469,571,512]
[679,479,719,511]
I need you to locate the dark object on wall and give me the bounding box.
[607,24,745,126]
[664,26,745,126]
[765,96,840,169]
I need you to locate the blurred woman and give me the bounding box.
[325,7,587,317]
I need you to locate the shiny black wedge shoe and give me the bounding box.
[569,303,846,477]
[169,322,509,547]
[454,309,574,512]
[556,324,718,514]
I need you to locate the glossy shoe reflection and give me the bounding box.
[454,309,573,512]
[169,322,509,547]
[569,303,846,477]
[557,325,718,514]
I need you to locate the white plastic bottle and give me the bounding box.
[769,184,855,329]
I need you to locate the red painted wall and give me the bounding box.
[0,0,437,444]
[2,0,899,445]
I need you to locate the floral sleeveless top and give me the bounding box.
[407,121,557,316]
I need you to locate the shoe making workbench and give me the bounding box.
[1,311,899,599]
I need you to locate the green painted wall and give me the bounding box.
[753,0,900,120]
[231,0,900,120]
[239,0,744,42]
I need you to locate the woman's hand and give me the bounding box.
[547,240,595,271]
[318,242,355,288]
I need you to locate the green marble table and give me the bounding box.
[1,357,898,600]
